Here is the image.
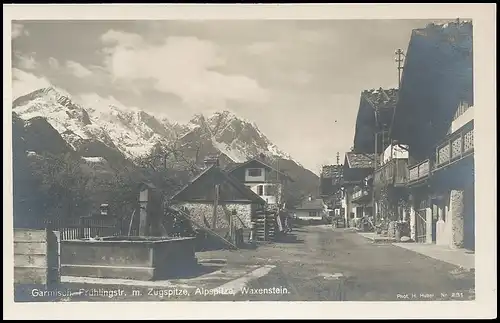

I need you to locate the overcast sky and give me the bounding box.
[11,19,439,173]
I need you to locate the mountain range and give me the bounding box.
[12,87,319,199]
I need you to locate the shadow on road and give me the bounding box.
[165,263,222,279]
[275,234,304,244]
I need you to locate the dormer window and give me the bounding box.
[248,168,262,177]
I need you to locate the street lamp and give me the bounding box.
[370,102,380,228]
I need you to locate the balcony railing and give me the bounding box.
[408,159,431,183]
[374,158,409,189]
[435,121,474,170]
[406,121,474,185]
[352,187,370,201]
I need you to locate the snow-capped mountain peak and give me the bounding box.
[179,109,295,163]
[12,87,301,168]
[12,88,179,159]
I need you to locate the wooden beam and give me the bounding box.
[169,206,238,250]
[127,209,136,236]
[211,184,219,229]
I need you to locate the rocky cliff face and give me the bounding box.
[12,87,320,197]
[13,87,294,163]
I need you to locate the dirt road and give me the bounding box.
[198,225,475,301]
[15,225,475,302]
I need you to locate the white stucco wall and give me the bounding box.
[427,189,471,249]
[409,207,416,241]
[341,196,347,209]
[245,183,282,205]
[295,210,325,220]
[435,207,449,246]
[451,106,474,133]
[382,144,409,164]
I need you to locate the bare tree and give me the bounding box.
[135,132,204,176]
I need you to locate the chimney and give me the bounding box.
[203,155,219,168]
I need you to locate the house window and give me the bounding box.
[248,168,262,177]
[257,185,264,196]
[309,211,317,217]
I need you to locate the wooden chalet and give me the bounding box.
[390,20,474,250]
[170,156,267,247]
[341,152,375,225]
[349,87,407,225]
[225,155,294,208]
[320,164,344,215]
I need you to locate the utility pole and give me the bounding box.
[395,49,405,90]
[336,152,340,166]
[364,93,380,227]
[373,126,378,226]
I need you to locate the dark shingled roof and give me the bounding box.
[321,165,343,178]
[352,88,398,154]
[296,198,326,211]
[362,88,399,111]
[391,20,473,159]
[346,152,375,169]
[361,88,399,131]
[170,165,266,204]
[223,162,242,172]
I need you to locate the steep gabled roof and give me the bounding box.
[321,165,343,178]
[390,21,473,158]
[345,152,375,169]
[170,165,266,204]
[362,88,399,114]
[353,88,398,153]
[321,164,343,186]
[226,157,294,181]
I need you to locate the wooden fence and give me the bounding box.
[18,216,126,241]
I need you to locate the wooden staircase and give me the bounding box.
[254,211,276,242]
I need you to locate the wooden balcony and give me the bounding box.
[374,158,409,189]
[352,186,370,202]
[408,159,431,185]
[435,121,474,171]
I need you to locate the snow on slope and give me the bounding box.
[13,87,94,150]
[79,94,169,158]
[186,110,297,164]
[81,156,106,163]
[12,87,302,168]
[13,87,181,159]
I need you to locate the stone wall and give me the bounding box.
[409,207,416,241]
[450,189,465,248]
[179,202,252,230]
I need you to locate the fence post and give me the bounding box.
[79,216,85,239]
[115,217,122,236]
